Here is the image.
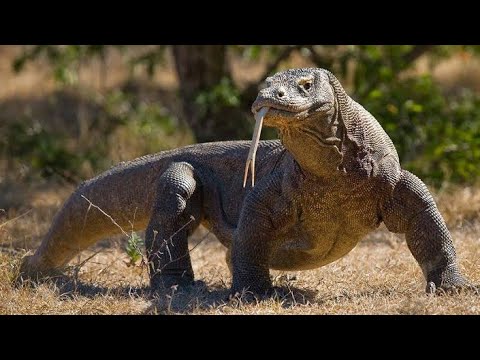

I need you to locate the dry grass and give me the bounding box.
[1,183,479,315]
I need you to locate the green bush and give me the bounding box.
[356,64,480,185]
[0,119,82,182]
[0,88,188,182]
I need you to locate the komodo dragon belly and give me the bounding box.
[270,180,381,271]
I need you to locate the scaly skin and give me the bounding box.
[19,68,474,297]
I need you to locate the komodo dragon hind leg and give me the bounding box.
[146,162,203,291]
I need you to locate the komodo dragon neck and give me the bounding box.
[278,94,345,178]
[275,73,387,180]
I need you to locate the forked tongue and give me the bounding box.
[243,107,269,188]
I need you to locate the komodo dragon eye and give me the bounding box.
[299,80,312,91]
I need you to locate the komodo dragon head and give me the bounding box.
[244,68,353,186]
[252,68,337,127]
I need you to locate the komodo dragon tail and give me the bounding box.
[18,156,164,280]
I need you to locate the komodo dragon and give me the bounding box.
[19,68,475,296]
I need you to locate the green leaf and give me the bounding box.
[125,232,144,263]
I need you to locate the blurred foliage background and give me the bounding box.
[1,45,480,188]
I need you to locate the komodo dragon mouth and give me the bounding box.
[251,99,333,119]
[243,102,335,188]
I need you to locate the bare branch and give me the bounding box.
[47,166,80,185]
[81,195,130,238]
[241,45,303,102]
[260,45,303,80]
[305,45,332,68]
[402,45,435,64]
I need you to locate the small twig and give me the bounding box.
[80,195,147,274]
[0,209,32,229]
[75,249,103,271]
[187,230,211,253]
[81,195,130,238]
[69,249,103,283]
[47,166,80,185]
[128,207,139,233]
[95,254,123,277]
[80,195,208,283]
[164,240,173,262]
[171,216,196,240]
[155,225,211,275]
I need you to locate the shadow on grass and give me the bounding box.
[17,273,149,299]
[17,267,419,314]
[315,286,401,307]
[20,273,320,314]
[143,283,318,314]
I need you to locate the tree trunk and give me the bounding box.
[172,45,249,142]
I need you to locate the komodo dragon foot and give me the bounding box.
[426,265,479,295]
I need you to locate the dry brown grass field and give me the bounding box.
[1,182,480,315]
[1,46,480,314]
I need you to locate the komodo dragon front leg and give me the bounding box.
[382,170,473,294]
[231,175,294,296]
[146,162,203,290]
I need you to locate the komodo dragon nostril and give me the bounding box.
[277,89,285,98]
